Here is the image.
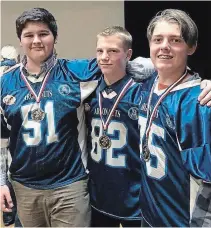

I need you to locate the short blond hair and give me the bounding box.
[97,26,132,50]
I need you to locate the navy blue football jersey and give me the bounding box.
[0,58,100,189]
[138,73,211,227]
[85,74,146,220]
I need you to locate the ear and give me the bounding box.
[187,45,197,56]
[126,49,133,61]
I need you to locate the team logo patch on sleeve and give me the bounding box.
[3,95,16,105]
[128,107,139,120]
[58,84,71,96]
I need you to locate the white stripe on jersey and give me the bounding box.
[76,104,88,171]
[154,78,201,95]
[102,90,117,99]
[172,79,201,92]
[77,80,98,170]
[190,175,201,219]
[175,132,182,151]
[80,80,98,104]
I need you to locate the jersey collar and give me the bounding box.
[99,74,131,95]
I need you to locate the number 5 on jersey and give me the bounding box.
[139,115,167,180]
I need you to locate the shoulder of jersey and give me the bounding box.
[58,58,98,80]
[60,58,97,68]
[3,63,20,75]
[1,64,20,87]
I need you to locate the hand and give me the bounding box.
[0,185,13,212]
[198,80,211,107]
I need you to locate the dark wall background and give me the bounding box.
[125,1,211,79]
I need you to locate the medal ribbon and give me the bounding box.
[145,69,188,141]
[99,78,133,132]
[20,63,56,103]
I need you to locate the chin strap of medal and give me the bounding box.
[142,68,188,162]
[98,78,133,149]
[20,63,56,122]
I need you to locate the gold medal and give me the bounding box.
[31,108,45,122]
[99,135,112,149]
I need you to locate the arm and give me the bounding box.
[176,96,211,182]
[0,107,13,212]
[130,58,211,106]
[67,57,156,82]
[63,58,102,81]
[0,148,13,212]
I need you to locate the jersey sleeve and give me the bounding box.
[176,98,211,182]
[62,57,156,83]
[61,58,102,82]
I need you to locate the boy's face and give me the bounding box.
[20,21,55,63]
[96,35,132,76]
[149,20,196,75]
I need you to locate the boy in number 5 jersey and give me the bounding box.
[139,9,211,227]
